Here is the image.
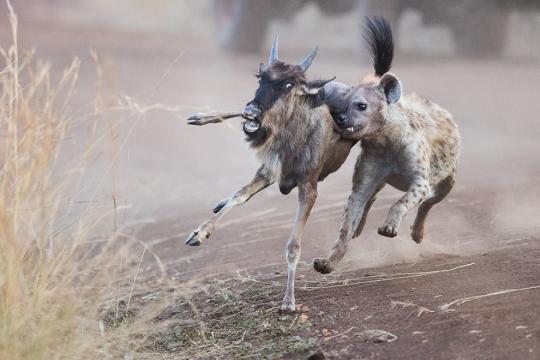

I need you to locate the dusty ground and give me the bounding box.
[136,240,539,359]
[3,8,540,359]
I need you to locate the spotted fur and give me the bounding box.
[314,19,460,275]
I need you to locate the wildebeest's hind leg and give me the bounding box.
[281,181,318,313]
[314,157,386,274]
[185,166,273,246]
[411,175,455,243]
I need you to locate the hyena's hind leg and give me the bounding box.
[411,175,455,243]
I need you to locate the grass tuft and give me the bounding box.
[0,2,159,358]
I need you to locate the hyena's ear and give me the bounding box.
[301,76,336,95]
[378,73,401,104]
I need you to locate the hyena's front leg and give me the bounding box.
[185,166,273,246]
[281,181,317,313]
[314,157,386,274]
[378,174,430,238]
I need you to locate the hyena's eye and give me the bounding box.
[355,102,367,111]
[285,82,294,90]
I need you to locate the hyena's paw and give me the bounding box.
[313,258,334,274]
[410,227,424,244]
[378,222,398,238]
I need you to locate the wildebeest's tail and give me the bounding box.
[363,16,394,77]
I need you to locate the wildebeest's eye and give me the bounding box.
[285,82,294,90]
[355,102,367,111]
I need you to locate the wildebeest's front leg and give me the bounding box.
[314,157,385,274]
[186,111,242,126]
[281,181,317,313]
[378,173,430,238]
[185,166,273,246]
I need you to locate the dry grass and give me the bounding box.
[0,2,165,358]
[0,3,271,359]
[139,277,317,359]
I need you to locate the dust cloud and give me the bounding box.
[2,1,539,274]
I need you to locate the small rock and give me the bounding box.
[166,342,182,351]
[288,335,302,343]
[307,349,326,360]
[356,329,398,343]
[300,313,309,323]
[173,326,183,338]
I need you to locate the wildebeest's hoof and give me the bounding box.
[313,258,334,274]
[185,231,203,246]
[212,198,229,213]
[279,303,296,315]
[186,113,203,125]
[378,223,398,238]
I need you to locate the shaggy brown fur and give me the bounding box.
[185,44,357,313]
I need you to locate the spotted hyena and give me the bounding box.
[314,17,461,274]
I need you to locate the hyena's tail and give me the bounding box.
[363,16,394,77]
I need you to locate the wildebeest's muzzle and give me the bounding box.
[242,102,263,133]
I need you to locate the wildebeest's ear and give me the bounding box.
[301,76,336,95]
[378,73,401,104]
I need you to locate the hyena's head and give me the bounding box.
[242,36,334,145]
[333,73,401,138]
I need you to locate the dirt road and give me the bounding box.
[3,16,540,359]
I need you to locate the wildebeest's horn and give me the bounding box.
[299,46,318,71]
[268,35,279,64]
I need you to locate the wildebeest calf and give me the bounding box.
[185,37,357,312]
[313,17,461,274]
